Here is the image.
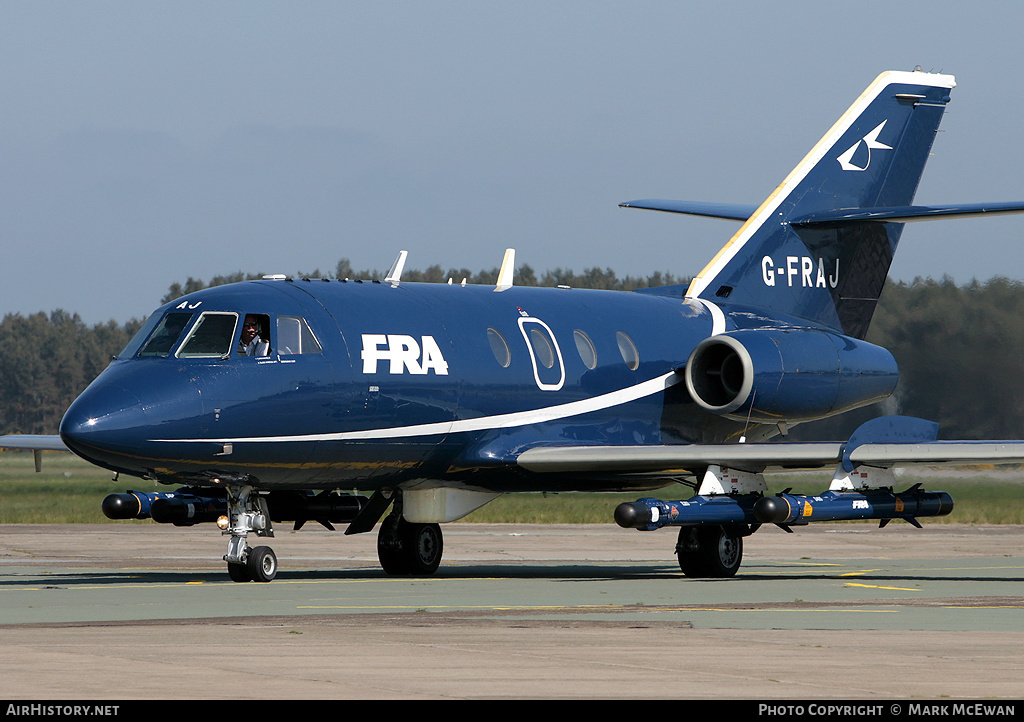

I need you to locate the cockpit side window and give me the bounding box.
[177,312,238,358]
[277,316,322,355]
[238,314,271,356]
[136,312,194,358]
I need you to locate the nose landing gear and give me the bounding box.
[223,484,277,583]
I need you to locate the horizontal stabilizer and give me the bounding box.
[618,199,756,221]
[792,201,1024,226]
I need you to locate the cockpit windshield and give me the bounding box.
[116,311,163,359]
[136,312,194,358]
[118,308,322,360]
[178,313,238,358]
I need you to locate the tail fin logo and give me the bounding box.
[836,121,892,171]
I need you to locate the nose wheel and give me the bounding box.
[248,545,279,582]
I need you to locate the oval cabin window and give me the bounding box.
[487,327,511,368]
[574,330,597,370]
[616,331,639,370]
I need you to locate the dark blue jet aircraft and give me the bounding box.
[6,69,1024,582]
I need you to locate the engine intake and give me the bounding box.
[684,328,898,422]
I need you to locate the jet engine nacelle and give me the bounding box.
[683,328,898,422]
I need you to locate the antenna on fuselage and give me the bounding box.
[385,250,408,286]
[495,248,515,292]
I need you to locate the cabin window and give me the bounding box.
[137,312,194,358]
[487,328,511,368]
[178,312,239,358]
[616,331,639,370]
[529,328,556,369]
[573,330,597,370]
[518,317,565,391]
[278,316,322,355]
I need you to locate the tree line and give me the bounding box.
[2,261,1022,441]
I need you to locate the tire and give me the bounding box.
[698,526,742,577]
[246,545,278,583]
[377,514,443,576]
[227,562,251,583]
[676,527,707,577]
[377,512,410,575]
[400,521,443,575]
[676,525,742,578]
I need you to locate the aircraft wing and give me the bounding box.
[0,434,67,451]
[517,443,843,474]
[517,415,1024,476]
[0,435,68,473]
[517,440,1024,475]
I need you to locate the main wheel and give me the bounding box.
[377,513,443,576]
[698,526,742,577]
[676,525,742,578]
[377,512,410,575]
[246,545,278,583]
[400,521,443,575]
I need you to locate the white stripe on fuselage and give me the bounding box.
[691,298,726,335]
[152,371,681,444]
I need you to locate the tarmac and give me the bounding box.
[1,522,1022,700]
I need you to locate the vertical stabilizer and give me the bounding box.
[687,70,955,338]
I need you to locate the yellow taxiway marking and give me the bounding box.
[843,582,919,592]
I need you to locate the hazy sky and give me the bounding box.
[4,1,1024,324]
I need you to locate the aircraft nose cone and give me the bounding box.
[60,365,209,478]
[59,383,148,462]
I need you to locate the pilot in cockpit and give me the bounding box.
[239,314,270,356]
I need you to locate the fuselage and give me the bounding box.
[59,277,758,491]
